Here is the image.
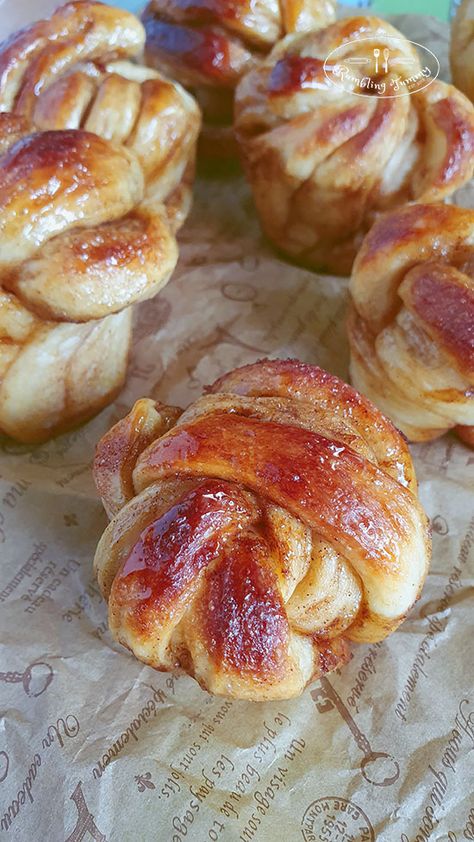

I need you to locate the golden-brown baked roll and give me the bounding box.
[348,203,474,447]
[234,17,474,275]
[451,0,474,102]
[0,0,201,230]
[142,0,336,160]
[0,114,178,443]
[93,359,430,701]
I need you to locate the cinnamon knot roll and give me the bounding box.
[0,0,201,229]
[0,115,177,443]
[142,0,336,159]
[234,17,474,274]
[93,359,430,700]
[349,203,474,447]
[451,0,474,103]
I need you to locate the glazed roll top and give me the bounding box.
[0,114,178,442]
[451,0,474,102]
[349,203,474,447]
[0,0,201,229]
[142,0,335,158]
[93,359,431,701]
[234,16,474,274]
[143,0,337,91]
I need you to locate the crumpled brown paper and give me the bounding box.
[0,10,473,842]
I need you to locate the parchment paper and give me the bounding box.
[0,11,473,842]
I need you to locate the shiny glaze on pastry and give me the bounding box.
[142,0,335,158]
[451,0,474,103]
[349,203,474,446]
[0,1,201,229]
[93,359,430,700]
[0,115,178,442]
[234,17,474,274]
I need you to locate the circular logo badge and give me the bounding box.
[301,796,375,842]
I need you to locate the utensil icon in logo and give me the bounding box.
[312,676,400,787]
[373,48,380,73]
[0,660,54,697]
[345,46,418,75]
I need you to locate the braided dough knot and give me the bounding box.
[0,0,201,229]
[349,203,474,446]
[93,360,430,700]
[143,0,336,90]
[0,115,177,442]
[451,0,474,103]
[142,0,335,158]
[234,16,474,274]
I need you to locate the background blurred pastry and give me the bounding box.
[451,0,474,102]
[142,0,336,161]
[349,203,474,446]
[93,358,430,701]
[0,0,201,229]
[0,116,178,443]
[235,16,474,274]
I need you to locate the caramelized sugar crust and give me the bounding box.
[0,115,178,442]
[451,0,474,103]
[93,359,430,700]
[234,17,474,274]
[0,0,201,229]
[142,0,335,156]
[349,203,474,445]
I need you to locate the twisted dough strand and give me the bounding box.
[0,125,177,321]
[0,116,178,442]
[0,1,144,114]
[234,17,474,274]
[142,0,335,157]
[0,1,201,230]
[349,203,474,445]
[93,360,430,700]
[451,0,474,102]
[143,0,336,89]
